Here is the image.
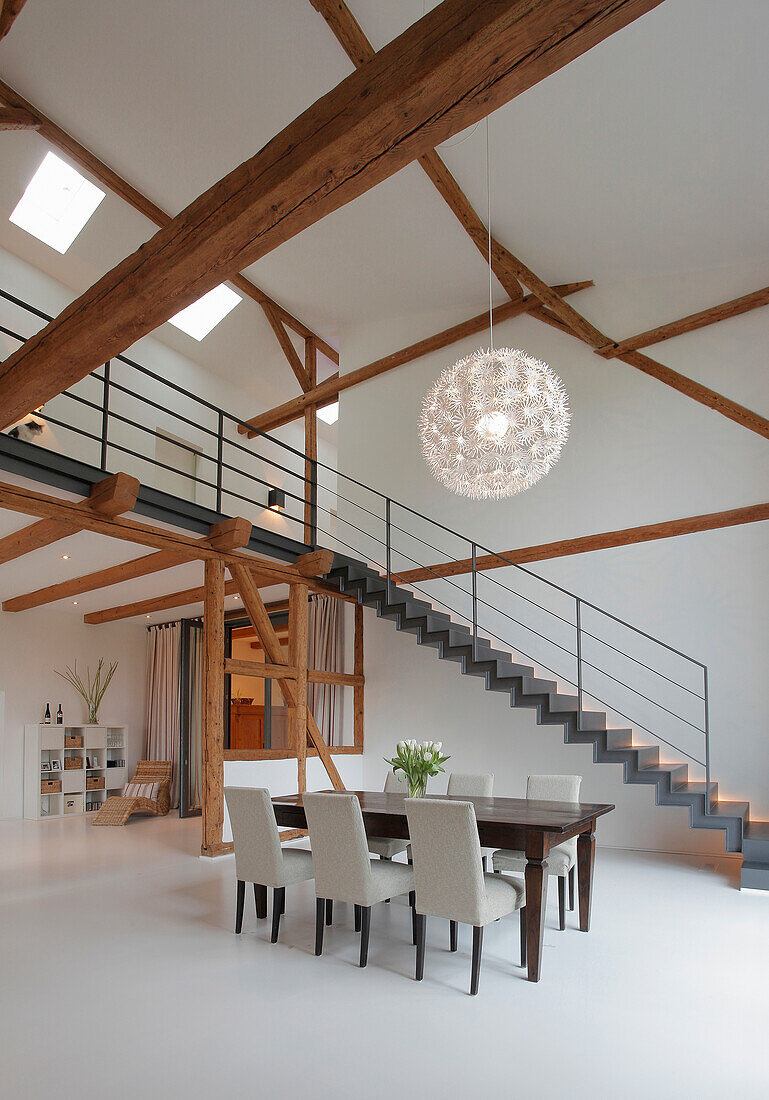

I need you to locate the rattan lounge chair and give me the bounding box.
[92,760,172,825]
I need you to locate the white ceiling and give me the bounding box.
[1,0,768,618]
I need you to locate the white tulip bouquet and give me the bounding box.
[384,739,450,798]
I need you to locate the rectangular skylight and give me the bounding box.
[9,152,106,254]
[317,401,339,425]
[167,284,242,340]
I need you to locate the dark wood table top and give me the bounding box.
[272,790,614,836]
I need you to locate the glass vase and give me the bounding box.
[407,776,427,798]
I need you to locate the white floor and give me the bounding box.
[1,815,766,1100]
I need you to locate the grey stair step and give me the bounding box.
[521,676,559,696]
[577,711,607,731]
[742,822,769,862]
[663,780,717,808]
[740,861,769,891]
[605,729,634,750]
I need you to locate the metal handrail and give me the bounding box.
[1,285,713,813]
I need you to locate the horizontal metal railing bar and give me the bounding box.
[580,628,706,700]
[49,387,104,415]
[34,413,101,445]
[101,376,222,444]
[582,663,705,734]
[100,439,219,491]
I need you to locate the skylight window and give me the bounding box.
[167,284,242,341]
[9,152,106,254]
[317,401,339,425]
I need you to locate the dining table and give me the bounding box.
[272,790,614,982]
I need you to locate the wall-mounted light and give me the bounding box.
[268,488,285,512]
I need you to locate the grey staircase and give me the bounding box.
[325,556,769,889]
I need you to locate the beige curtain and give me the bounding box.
[307,595,344,746]
[144,622,182,808]
[187,625,204,810]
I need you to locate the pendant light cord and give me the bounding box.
[486,116,494,352]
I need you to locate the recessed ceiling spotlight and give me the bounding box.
[72,600,78,606]
[61,554,70,560]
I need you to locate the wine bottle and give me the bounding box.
[44,703,51,724]
[56,704,63,725]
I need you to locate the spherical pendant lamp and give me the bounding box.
[418,346,570,500]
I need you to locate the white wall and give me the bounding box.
[337,259,769,846]
[0,609,146,818]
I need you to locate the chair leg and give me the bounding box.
[415,913,426,981]
[470,926,484,996]
[325,898,333,926]
[409,890,417,945]
[382,854,391,902]
[449,920,458,952]
[520,907,527,968]
[359,906,371,967]
[254,883,267,920]
[354,903,362,932]
[271,887,285,943]
[558,875,566,931]
[568,865,575,911]
[235,880,245,934]
[315,898,325,956]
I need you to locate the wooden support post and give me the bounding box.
[354,603,364,750]
[289,583,310,793]
[304,337,318,545]
[201,558,226,856]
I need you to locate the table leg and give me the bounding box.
[524,856,548,982]
[577,829,596,932]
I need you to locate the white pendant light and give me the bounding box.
[418,120,570,500]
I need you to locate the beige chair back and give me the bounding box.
[447,773,494,798]
[527,774,582,864]
[224,787,284,887]
[405,798,487,925]
[384,771,407,793]
[303,792,372,903]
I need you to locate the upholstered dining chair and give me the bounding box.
[491,774,582,931]
[368,770,410,864]
[446,773,494,797]
[303,792,415,968]
[406,797,525,995]
[447,773,494,869]
[224,786,314,944]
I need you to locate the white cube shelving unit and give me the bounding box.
[24,725,127,819]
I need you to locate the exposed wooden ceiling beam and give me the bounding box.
[309,0,524,301]
[532,303,769,440]
[395,502,769,584]
[84,577,251,625]
[596,285,769,358]
[2,516,253,612]
[0,0,661,430]
[0,472,139,566]
[0,0,27,42]
[262,303,311,391]
[0,78,338,371]
[0,106,39,130]
[240,282,593,436]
